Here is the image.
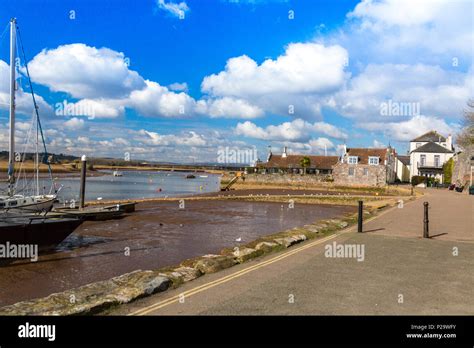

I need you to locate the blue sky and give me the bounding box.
[0,0,472,163]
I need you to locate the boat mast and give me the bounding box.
[36,113,40,196]
[8,18,16,197]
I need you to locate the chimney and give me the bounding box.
[341,144,347,163]
[267,145,272,161]
[446,134,452,150]
[282,146,287,158]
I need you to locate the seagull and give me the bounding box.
[235,237,242,242]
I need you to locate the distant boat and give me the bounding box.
[113,171,123,177]
[199,175,208,178]
[186,174,196,179]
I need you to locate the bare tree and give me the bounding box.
[456,99,474,149]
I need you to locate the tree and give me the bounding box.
[443,157,454,184]
[300,156,311,175]
[456,99,474,149]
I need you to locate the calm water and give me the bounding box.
[4,170,221,202]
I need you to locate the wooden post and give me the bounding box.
[79,155,87,210]
[423,202,429,238]
[358,200,363,233]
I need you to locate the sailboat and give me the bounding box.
[0,18,57,213]
[0,18,83,251]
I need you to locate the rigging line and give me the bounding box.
[16,24,54,189]
[0,22,9,42]
[14,110,35,193]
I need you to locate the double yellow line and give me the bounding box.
[129,233,339,316]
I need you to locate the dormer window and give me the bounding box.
[416,143,421,148]
[368,156,379,165]
[348,156,358,164]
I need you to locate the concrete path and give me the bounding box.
[109,189,473,315]
[364,188,473,241]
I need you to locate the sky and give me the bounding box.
[0,0,472,164]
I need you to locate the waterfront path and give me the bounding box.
[110,189,473,315]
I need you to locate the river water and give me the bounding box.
[2,170,221,202]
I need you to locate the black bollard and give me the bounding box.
[423,202,429,238]
[79,155,87,210]
[358,200,363,233]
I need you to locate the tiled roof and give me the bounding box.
[411,142,453,153]
[397,155,410,165]
[346,148,390,165]
[261,154,340,169]
[411,130,446,142]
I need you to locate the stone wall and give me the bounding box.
[332,163,388,186]
[241,173,332,184]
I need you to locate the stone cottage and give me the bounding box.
[332,147,396,186]
[258,147,340,175]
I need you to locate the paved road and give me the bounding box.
[109,189,473,315]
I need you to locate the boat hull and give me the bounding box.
[0,217,83,251]
[0,196,56,214]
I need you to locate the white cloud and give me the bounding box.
[235,118,347,142]
[331,63,472,121]
[0,60,52,116]
[63,117,86,130]
[340,0,473,64]
[197,97,264,119]
[372,139,385,148]
[156,0,189,18]
[202,43,348,98]
[308,137,335,151]
[140,129,207,147]
[358,115,460,142]
[129,80,196,117]
[199,43,349,120]
[54,98,125,119]
[27,44,145,99]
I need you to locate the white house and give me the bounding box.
[395,155,410,182]
[409,131,454,183]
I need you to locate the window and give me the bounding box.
[416,143,421,148]
[368,156,379,165]
[434,155,440,167]
[349,168,355,176]
[363,168,369,176]
[420,155,426,166]
[348,156,358,164]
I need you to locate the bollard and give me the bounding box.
[79,155,87,210]
[358,200,363,233]
[423,202,429,238]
